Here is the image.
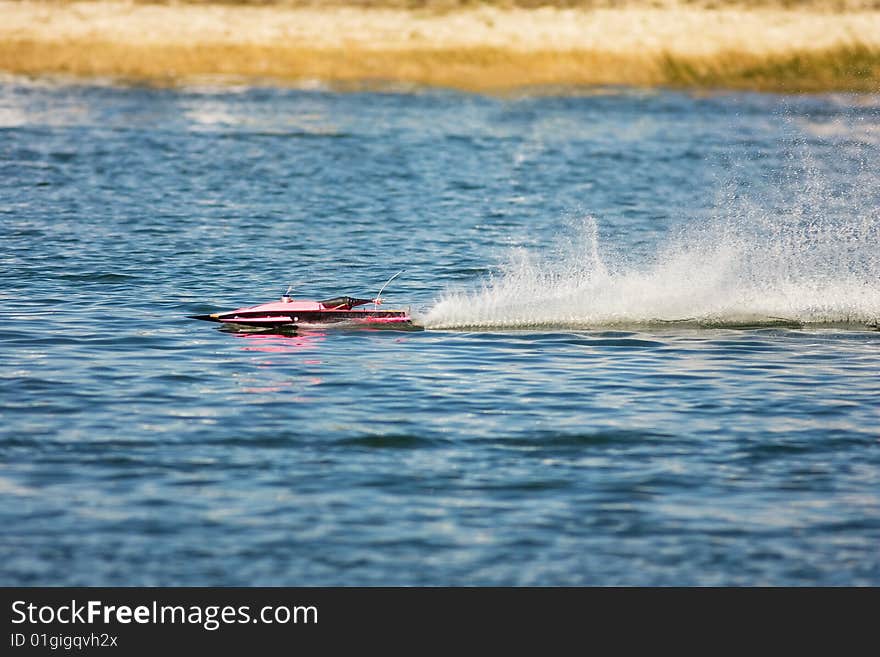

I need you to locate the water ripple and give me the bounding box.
[1,80,878,585]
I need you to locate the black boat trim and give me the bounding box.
[319,296,375,310]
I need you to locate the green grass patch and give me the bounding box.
[661,44,880,92]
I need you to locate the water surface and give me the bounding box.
[1,80,878,585]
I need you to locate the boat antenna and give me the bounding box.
[374,269,405,310]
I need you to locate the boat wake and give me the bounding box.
[424,181,880,331]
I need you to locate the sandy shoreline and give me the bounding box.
[2,2,879,91]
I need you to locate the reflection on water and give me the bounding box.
[234,330,328,352]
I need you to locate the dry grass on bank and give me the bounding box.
[76,0,880,9]
[3,40,877,92]
[1,1,879,92]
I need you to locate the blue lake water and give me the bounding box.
[1,79,878,585]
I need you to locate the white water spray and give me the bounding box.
[425,177,880,330]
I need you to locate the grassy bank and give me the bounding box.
[661,44,880,92]
[94,0,880,8]
[3,40,878,92]
[1,2,878,92]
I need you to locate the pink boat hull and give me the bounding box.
[192,295,414,330]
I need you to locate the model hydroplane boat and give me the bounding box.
[191,272,413,331]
